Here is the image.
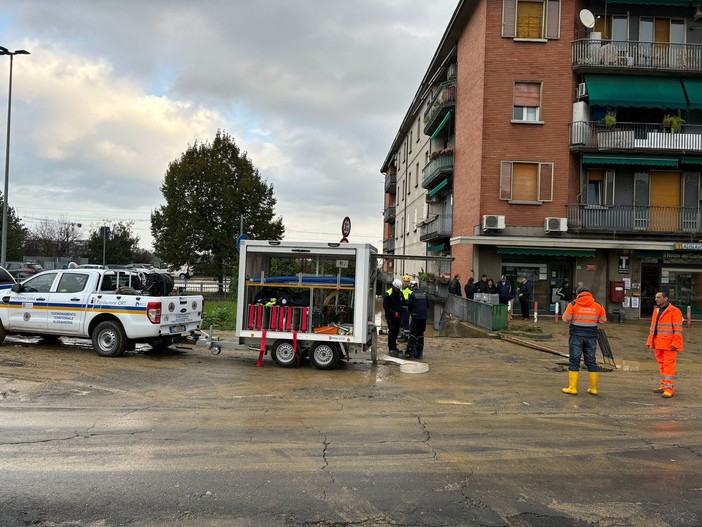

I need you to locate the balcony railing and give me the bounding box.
[566,204,702,234]
[572,39,702,73]
[419,214,452,242]
[383,237,394,253]
[423,80,456,135]
[422,152,454,189]
[570,121,702,153]
[384,172,396,194]
[383,205,396,223]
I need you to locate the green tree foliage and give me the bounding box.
[0,193,27,261]
[151,130,284,282]
[82,221,148,265]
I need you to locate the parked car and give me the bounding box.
[3,261,44,280]
[170,264,194,280]
[0,265,16,291]
[126,263,156,274]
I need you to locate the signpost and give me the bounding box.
[341,216,351,243]
[236,233,249,251]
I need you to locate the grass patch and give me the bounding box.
[203,301,237,331]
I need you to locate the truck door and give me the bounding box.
[7,272,59,332]
[47,272,90,334]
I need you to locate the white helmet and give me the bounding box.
[392,278,402,289]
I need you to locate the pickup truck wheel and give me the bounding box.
[311,342,340,370]
[92,321,127,357]
[271,340,297,367]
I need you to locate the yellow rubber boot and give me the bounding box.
[587,372,599,396]
[562,371,578,395]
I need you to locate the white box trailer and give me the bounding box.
[205,240,379,369]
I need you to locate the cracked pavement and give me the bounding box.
[0,319,701,526]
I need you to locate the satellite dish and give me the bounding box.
[579,9,596,29]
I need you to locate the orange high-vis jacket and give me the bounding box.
[646,303,684,352]
[563,291,607,337]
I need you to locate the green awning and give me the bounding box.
[427,243,447,252]
[683,78,702,110]
[430,111,451,140]
[585,75,687,109]
[582,154,678,167]
[497,247,596,257]
[428,178,449,197]
[681,156,702,165]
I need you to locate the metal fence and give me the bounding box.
[441,293,508,331]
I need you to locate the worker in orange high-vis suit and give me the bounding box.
[646,291,684,398]
[562,286,607,396]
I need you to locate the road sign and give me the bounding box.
[236,234,249,251]
[341,216,351,238]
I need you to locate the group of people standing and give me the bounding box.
[448,273,533,320]
[561,285,683,399]
[382,274,429,359]
[430,273,685,399]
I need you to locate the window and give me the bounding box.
[414,208,418,231]
[58,273,88,293]
[415,163,419,187]
[416,118,420,141]
[499,161,554,202]
[513,82,542,122]
[407,173,411,195]
[586,169,604,205]
[409,131,413,152]
[502,0,560,40]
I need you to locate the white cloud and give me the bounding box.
[0,0,458,251]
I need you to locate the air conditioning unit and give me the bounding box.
[576,82,588,99]
[545,217,568,233]
[695,6,702,21]
[482,214,506,231]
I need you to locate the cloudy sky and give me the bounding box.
[0,1,457,251]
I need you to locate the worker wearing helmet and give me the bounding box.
[383,278,405,357]
[406,280,429,359]
[399,274,412,342]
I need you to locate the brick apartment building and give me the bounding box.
[381,0,702,320]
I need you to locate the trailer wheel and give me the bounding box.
[92,321,127,357]
[271,340,297,367]
[311,342,340,370]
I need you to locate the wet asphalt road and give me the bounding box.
[0,326,701,527]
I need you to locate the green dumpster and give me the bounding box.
[491,304,508,330]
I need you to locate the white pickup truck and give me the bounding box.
[0,268,204,357]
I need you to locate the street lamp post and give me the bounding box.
[0,46,30,266]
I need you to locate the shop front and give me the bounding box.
[495,247,595,317]
[638,246,702,319]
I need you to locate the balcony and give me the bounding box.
[422,151,454,189]
[383,237,394,253]
[572,39,702,74]
[570,121,702,154]
[419,214,452,242]
[383,205,396,223]
[384,172,397,194]
[423,81,456,136]
[566,204,702,234]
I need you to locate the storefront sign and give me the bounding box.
[586,264,597,271]
[674,243,702,251]
[618,255,629,274]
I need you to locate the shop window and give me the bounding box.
[513,82,542,122]
[502,0,560,40]
[500,161,554,202]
